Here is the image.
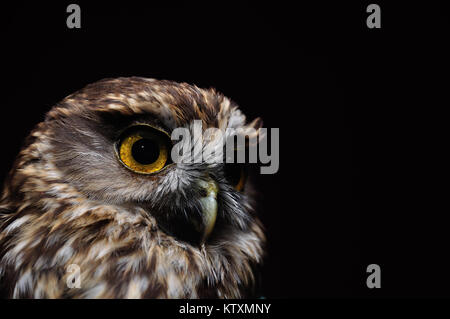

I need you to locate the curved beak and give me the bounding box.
[197,179,219,243]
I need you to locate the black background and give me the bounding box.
[0,1,448,298]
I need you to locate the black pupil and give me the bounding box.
[225,164,243,186]
[131,138,160,165]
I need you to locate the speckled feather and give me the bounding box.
[0,77,265,298]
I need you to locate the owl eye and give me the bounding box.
[224,163,247,191]
[117,125,172,174]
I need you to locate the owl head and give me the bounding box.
[0,77,265,298]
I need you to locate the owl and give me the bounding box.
[0,77,265,298]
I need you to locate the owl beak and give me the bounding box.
[197,179,219,243]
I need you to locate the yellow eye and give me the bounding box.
[117,125,171,174]
[224,163,247,191]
